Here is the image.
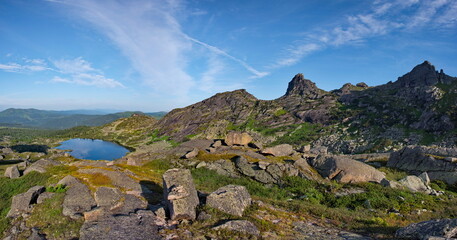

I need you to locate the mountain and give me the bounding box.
[0,109,165,129]
[151,61,457,153]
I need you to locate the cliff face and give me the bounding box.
[153,61,456,152]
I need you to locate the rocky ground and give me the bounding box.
[1,132,457,240]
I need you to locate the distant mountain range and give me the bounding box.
[0,108,167,129]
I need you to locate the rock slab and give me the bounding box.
[225,132,253,146]
[59,175,96,219]
[162,168,199,220]
[213,220,260,236]
[4,165,21,179]
[261,144,294,157]
[206,185,251,217]
[396,218,457,239]
[7,186,45,218]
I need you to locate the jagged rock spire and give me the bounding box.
[284,73,323,99]
[396,61,456,87]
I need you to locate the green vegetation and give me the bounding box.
[271,122,324,146]
[46,184,67,193]
[0,172,50,234]
[274,108,288,117]
[26,193,83,239]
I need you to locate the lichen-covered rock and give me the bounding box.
[80,210,161,240]
[213,220,260,236]
[4,165,20,179]
[261,144,294,157]
[399,175,430,193]
[310,155,385,183]
[7,186,45,218]
[225,132,253,146]
[206,185,251,217]
[396,218,457,239]
[162,168,199,220]
[182,148,199,159]
[59,175,96,219]
[95,187,122,207]
[24,159,60,175]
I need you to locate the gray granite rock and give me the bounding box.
[4,165,20,179]
[213,220,259,236]
[162,168,199,220]
[7,186,45,218]
[396,218,457,239]
[206,185,251,217]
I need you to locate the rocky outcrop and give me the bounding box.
[24,159,60,175]
[4,165,20,179]
[80,210,161,240]
[396,218,457,239]
[206,185,251,217]
[213,220,260,236]
[7,186,45,218]
[162,168,199,220]
[58,175,96,219]
[261,144,294,157]
[224,132,253,146]
[388,146,457,184]
[310,155,385,183]
[398,175,430,193]
[284,73,324,99]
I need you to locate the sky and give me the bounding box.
[0,0,456,112]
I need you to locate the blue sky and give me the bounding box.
[0,0,456,112]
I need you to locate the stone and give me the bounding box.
[4,165,20,179]
[381,179,403,189]
[109,194,148,215]
[80,210,161,240]
[213,220,260,236]
[310,155,385,183]
[310,146,328,155]
[396,218,457,239]
[24,159,60,175]
[224,132,253,146]
[205,159,240,178]
[261,144,294,157]
[195,161,207,169]
[257,161,270,170]
[29,228,46,240]
[298,145,311,153]
[60,176,96,219]
[149,205,166,219]
[182,148,198,159]
[356,82,369,88]
[7,186,45,218]
[37,192,55,204]
[206,185,251,217]
[95,187,122,207]
[293,158,322,181]
[77,168,142,192]
[212,140,222,148]
[197,211,212,221]
[444,157,457,162]
[162,168,199,220]
[398,175,430,193]
[419,172,431,185]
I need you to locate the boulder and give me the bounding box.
[7,186,45,218]
[80,210,161,240]
[261,144,294,157]
[182,148,199,159]
[310,155,385,183]
[213,220,260,236]
[224,132,253,146]
[37,192,55,204]
[419,172,431,185]
[298,145,311,153]
[162,168,199,220]
[4,165,20,179]
[24,159,60,175]
[205,159,240,178]
[398,175,430,193]
[59,175,96,219]
[396,218,457,239]
[95,187,122,207]
[206,185,251,217]
[293,158,322,181]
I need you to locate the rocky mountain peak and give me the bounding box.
[284,73,323,99]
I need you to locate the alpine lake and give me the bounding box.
[55,138,130,161]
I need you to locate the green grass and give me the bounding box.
[0,171,50,234]
[26,193,83,239]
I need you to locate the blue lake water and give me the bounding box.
[55,138,129,161]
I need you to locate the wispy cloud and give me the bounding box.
[48,0,267,97]
[51,57,124,88]
[0,58,49,73]
[273,0,457,68]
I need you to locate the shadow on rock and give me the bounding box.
[11,144,49,154]
[140,180,163,205]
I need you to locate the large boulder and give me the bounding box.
[4,165,20,179]
[225,132,253,146]
[261,144,294,157]
[59,175,96,219]
[80,210,161,240]
[388,146,457,184]
[398,175,430,193]
[310,155,385,183]
[162,168,199,220]
[24,159,60,175]
[7,186,45,218]
[206,185,251,217]
[396,218,457,239]
[213,220,260,236]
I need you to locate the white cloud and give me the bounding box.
[49,0,268,97]
[0,58,50,73]
[271,0,457,69]
[51,57,124,88]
